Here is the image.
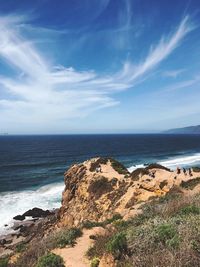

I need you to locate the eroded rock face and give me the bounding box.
[59,157,185,227]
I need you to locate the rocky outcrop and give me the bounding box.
[13,208,54,221]
[0,209,58,258]
[58,157,198,227]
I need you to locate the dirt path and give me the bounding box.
[53,227,105,267]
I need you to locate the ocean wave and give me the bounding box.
[128,153,200,173]
[0,182,64,235]
[159,153,200,168]
[128,164,145,173]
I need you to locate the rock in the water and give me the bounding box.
[0,239,6,246]
[13,214,26,221]
[23,207,52,218]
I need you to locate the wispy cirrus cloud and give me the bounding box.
[0,14,194,132]
[120,16,193,82]
[162,74,200,92]
[162,69,185,78]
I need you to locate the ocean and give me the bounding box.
[1,134,200,234]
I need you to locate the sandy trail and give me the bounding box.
[53,227,105,267]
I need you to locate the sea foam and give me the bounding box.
[0,182,64,235]
[128,153,200,172]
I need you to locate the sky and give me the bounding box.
[0,0,200,134]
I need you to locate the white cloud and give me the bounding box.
[162,75,200,92]
[162,69,185,78]
[0,15,194,132]
[119,16,193,82]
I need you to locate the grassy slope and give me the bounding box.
[3,184,200,267]
[87,187,200,267]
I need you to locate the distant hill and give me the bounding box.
[164,125,200,134]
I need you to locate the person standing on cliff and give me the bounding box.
[176,166,181,174]
[95,165,102,173]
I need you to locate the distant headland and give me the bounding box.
[163,125,200,134]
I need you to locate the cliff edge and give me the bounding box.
[58,157,196,227]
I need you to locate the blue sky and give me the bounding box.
[0,0,200,134]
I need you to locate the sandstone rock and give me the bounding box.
[59,158,131,227]
[59,157,194,228]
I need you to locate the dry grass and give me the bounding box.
[12,227,82,267]
[10,183,200,267]
[86,233,113,260]
[85,187,200,267]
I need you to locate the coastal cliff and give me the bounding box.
[1,158,200,267]
[58,157,187,226]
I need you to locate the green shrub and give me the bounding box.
[192,167,200,172]
[158,193,180,204]
[106,232,127,257]
[89,158,128,175]
[179,205,200,215]
[165,235,180,249]
[154,223,179,248]
[16,242,26,253]
[54,227,82,248]
[112,219,129,230]
[131,168,149,181]
[130,213,149,226]
[82,220,103,229]
[36,253,64,267]
[181,177,200,190]
[0,257,9,267]
[86,246,98,259]
[90,257,100,267]
[191,240,200,253]
[83,214,122,229]
[86,232,114,260]
[110,159,128,175]
[104,213,122,225]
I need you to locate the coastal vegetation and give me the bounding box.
[50,227,82,248]
[14,184,200,267]
[181,177,200,189]
[11,227,82,267]
[85,190,200,266]
[35,253,64,267]
[82,213,122,229]
[0,257,9,267]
